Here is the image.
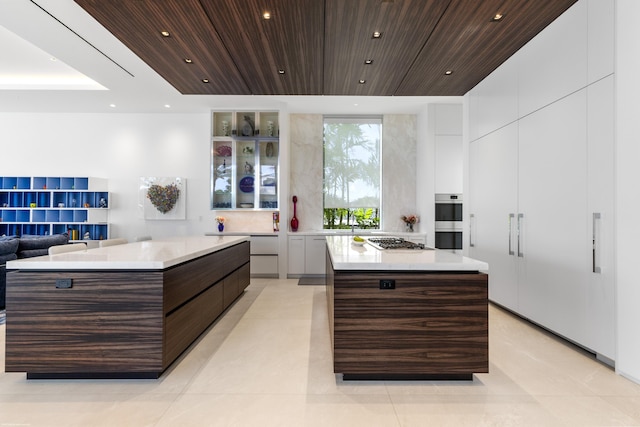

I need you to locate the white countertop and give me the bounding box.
[326,236,488,272]
[6,235,249,270]
[288,230,426,237]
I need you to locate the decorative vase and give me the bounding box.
[291,195,299,231]
[218,223,224,232]
[405,223,414,232]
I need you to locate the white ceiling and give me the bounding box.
[0,0,461,114]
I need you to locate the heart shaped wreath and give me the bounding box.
[147,183,180,214]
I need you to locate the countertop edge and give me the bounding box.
[6,235,250,271]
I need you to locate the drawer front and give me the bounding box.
[250,236,278,254]
[250,255,279,275]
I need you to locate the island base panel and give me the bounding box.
[6,241,250,379]
[5,270,165,375]
[343,373,473,381]
[328,264,488,379]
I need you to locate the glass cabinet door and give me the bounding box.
[258,140,278,209]
[212,140,233,209]
[236,140,256,208]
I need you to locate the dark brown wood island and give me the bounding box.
[4,236,250,379]
[325,236,489,381]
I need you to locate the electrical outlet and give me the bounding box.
[55,278,73,289]
[379,279,395,290]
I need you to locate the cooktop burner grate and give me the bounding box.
[367,237,425,250]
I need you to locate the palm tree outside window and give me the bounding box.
[323,116,381,229]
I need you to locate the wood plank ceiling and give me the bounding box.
[74,0,577,96]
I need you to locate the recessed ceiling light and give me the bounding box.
[364,59,373,65]
[160,31,170,37]
[445,70,453,75]
[109,104,116,108]
[278,69,285,75]
[202,79,209,83]
[164,104,171,108]
[184,58,193,63]
[49,57,57,62]
[358,79,366,84]
[372,31,382,39]
[263,11,271,20]
[491,13,504,22]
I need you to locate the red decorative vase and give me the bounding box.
[291,195,299,231]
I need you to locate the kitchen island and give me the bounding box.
[5,235,250,379]
[326,235,489,380]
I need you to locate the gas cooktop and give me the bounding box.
[367,237,426,250]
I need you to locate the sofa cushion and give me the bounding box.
[17,249,50,258]
[17,233,69,252]
[0,237,19,256]
[0,253,17,263]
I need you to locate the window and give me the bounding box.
[323,116,381,229]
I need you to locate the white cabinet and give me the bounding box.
[468,123,519,311]
[249,235,278,277]
[585,75,615,359]
[517,1,587,117]
[517,90,588,344]
[287,235,305,276]
[469,53,519,141]
[304,236,327,275]
[288,235,328,277]
[468,83,615,360]
[587,0,614,83]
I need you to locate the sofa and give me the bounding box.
[0,233,69,310]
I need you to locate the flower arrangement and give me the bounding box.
[215,216,226,224]
[401,214,419,225]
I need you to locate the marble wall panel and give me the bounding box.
[290,114,324,231]
[289,114,417,232]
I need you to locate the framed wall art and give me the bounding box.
[139,176,186,220]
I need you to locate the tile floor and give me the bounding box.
[1,278,640,426]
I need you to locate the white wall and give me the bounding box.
[0,112,217,240]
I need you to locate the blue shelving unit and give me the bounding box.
[0,176,109,240]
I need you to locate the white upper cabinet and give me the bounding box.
[468,53,519,142]
[587,0,614,83]
[434,104,462,135]
[518,1,588,117]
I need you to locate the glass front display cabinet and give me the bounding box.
[211,111,279,210]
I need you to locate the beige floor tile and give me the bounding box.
[0,393,177,427]
[391,394,564,427]
[601,396,640,423]
[156,393,400,427]
[536,395,639,426]
[2,279,640,426]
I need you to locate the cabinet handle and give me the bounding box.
[517,213,524,258]
[592,212,601,273]
[508,213,515,255]
[469,214,475,247]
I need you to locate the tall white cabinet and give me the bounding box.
[467,0,614,361]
